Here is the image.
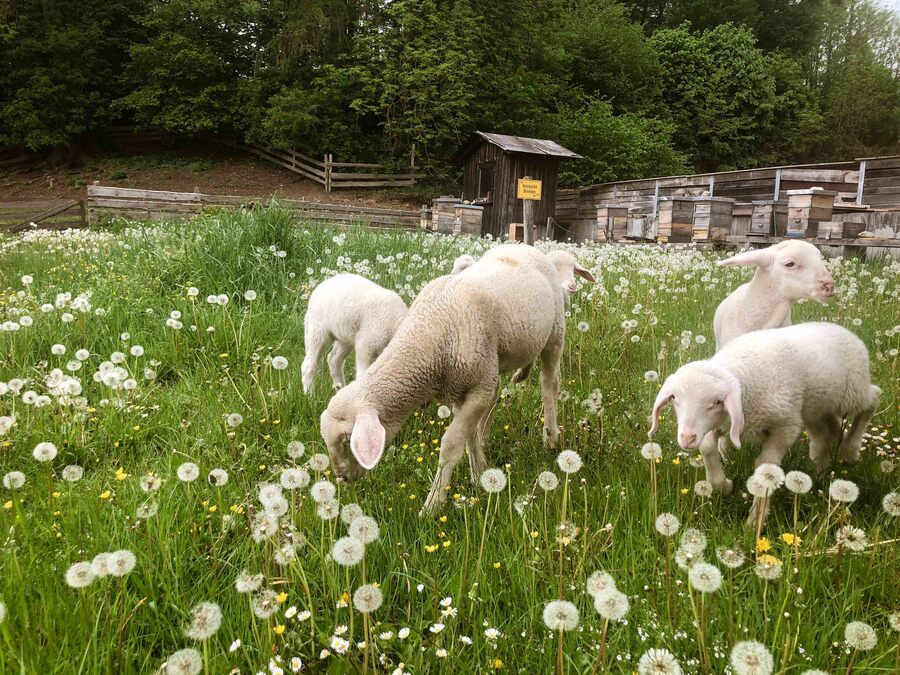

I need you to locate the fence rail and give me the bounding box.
[0,199,85,233]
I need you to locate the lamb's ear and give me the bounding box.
[350,408,386,470]
[574,263,596,283]
[723,380,744,449]
[717,249,774,270]
[648,382,674,438]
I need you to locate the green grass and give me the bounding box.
[0,209,897,674]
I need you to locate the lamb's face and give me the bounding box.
[769,241,834,302]
[547,251,596,295]
[320,384,368,482]
[650,366,738,449]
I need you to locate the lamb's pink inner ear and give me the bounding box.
[648,384,673,438]
[574,264,596,283]
[717,249,774,270]
[350,409,386,470]
[724,385,744,449]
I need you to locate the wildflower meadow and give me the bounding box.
[0,208,898,674]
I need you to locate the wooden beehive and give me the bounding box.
[454,204,484,236]
[785,189,837,238]
[750,200,788,237]
[558,218,598,243]
[692,197,735,242]
[432,196,459,234]
[656,197,694,243]
[508,222,525,241]
[597,204,629,241]
[626,209,654,240]
[731,203,752,236]
[420,207,433,230]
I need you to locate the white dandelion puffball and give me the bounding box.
[235,571,264,594]
[136,502,159,519]
[65,561,95,589]
[51,343,66,355]
[340,503,364,524]
[746,475,769,498]
[349,516,380,544]
[537,470,559,491]
[332,536,365,566]
[252,589,278,619]
[177,462,200,482]
[716,547,745,569]
[184,601,223,640]
[586,571,616,598]
[308,453,330,472]
[91,552,113,577]
[3,471,26,489]
[754,559,783,581]
[109,550,136,576]
[287,441,305,459]
[688,562,723,593]
[694,480,713,498]
[437,405,451,419]
[21,274,33,285]
[33,442,58,462]
[280,468,309,490]
[226,412,244,428]
[888,610,900,632]
[258,482,283,507]
[641,442,662,460]
[655,512,680,537]
[244,290,257,301]
[556,450,583,474]
[130,345,144,357]
[752,463,785,492]
[638,648,682,675]
[882,492,900,517]
[164,648,203,675]
[675,548,701,571]
[730,640,774,675]
[785,470,812,494]
[75,348,90,361]
[844,621,877,650]
[644,370,659,382]
[594,589,629,621]
[480,468,507,493]
[835,525,868,552]
[62,465,84,482]
[316,498,340,521]
[140,475,162,492]
[679,528,707,554]
[311,479,337,503]
[829,479,859,504]
[542,600,579,632]
[353,584,384,613]
[271,356,289,370]
[208,468,229,486]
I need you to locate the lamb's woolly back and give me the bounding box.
[713,241,834,350]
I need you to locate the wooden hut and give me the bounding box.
[455,132,581,238]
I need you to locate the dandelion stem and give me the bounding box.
[688,586,710,671]
[556,629,564,675]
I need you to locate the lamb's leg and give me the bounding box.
[422,388,496,515]
[354,342,379,380]
[747,424,799,526]
[808,414,841,474]
[539,338,563,449]
[467,401,496,485]
[326,341,352,390]
[301,324,331,394]
[700,432,733,495]
[839,385,881,464]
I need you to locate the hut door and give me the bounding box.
[477,162,494,202]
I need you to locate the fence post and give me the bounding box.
[410,143,416,168]
[80,199,87,228]
[774,168,782,201]
[324,154,332,193]
[856,159,866,205]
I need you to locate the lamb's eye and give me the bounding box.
[714,399,723,406]
[784,261,795,268]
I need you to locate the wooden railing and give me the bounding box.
[0,199,85,233]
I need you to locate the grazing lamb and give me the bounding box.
[451,249,595,294]
[713,241,835,350]
[320,243,584,513]
[647,322,880,521]
[301,274,408,394]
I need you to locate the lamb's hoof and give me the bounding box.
[722,478,734,496]
[542,429,559,450]
[840,443,861,464]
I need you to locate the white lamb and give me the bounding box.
[451,249,596,295]
[648,322,880,520]
[301,274,408,394]
[714,241,835,350]
[320,243,587,514]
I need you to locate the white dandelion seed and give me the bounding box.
[537,471,559,491]
[271,356,289,370]
[130,345,144,357]
[586,571,616,598]
[244,290,257,301]
[51,344,66,355]
[679,528,707,554]
[349,516,380,544]
[716,547,745,569]
[235,571,264,594]
[437,405,451,419]
[208,468,229,486]
[286,441,305,459]
[637,648,682,675]
[593,589,629,621]
[252,589,278,619]
[140,475,162,492]
[229,639,241,652]
[694,480,713,498]
[746,475,769,498]
[882,492,900,517]
[177,462,200,483]
[674,548,701,571]
[887,610,900,632]
[109,550,136,576]
[308,453,330,472]
[835,525,868,552]
[65,561,95,589]
[251,512,279,542]
[844,621,877,650]
[577,321,589,333]
[688,562,723,593]
[311,480,336,503]
[752,463,785,492]
[32,442,58,462]
[136,502,159,519]
[61,465,84,482]
[641,442,662,460]
[91,552,113,577]
[730,640,773,675]
[225,413,243,428]
[829,479,859,504]
[184,601,223,640]
[3,471,26,489]
[644,370,659,382]
[480,468,507,493]
[280,468,309,490]
[655,512,679,537]
[164,648,203,675]
[542,600,579,631]
[258,482,284,507]
[753,560,783,581]
[353,584,383,613]
[785,471,812,494]
[556,450,583,474]
[316,499,339,520]
[332,536,365,566]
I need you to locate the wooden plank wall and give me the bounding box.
[862,157,900,207]
[86,185,420,229]
[0,199,85,232]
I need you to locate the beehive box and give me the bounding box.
[454,204,484,236]
[656,197,694,243]
[626,210,654,240]
[732,203,752,237]
[785,189,837,238]
[508,222,524,241]
[692,197,735,242]
[432,197,459,234]
[420,207,432,230]
[597,204,629,242]
[559,219,599,243]
[750,200,788,237]
[816,221,843,240]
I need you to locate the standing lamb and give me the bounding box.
[451,249,595,294]
[713,241,835,350]
[320,243,583,514]
[301,274,408,394]
[647,322,880,521]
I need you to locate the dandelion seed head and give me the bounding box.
[644,370,659,382]
[140,475,162,492]
[310,480,336,503]
[353,584,383,613]
[694,480,712,497]
[258,482,284,507]
[225,413,243,428]
[308,453,330,472]
[208,468,229,486]
[184,601,222,640]
[655,512,680,537]
[753,558,783,581]
[235,571,264,594]
[688,562,723,593]
[32,441,58,462]
[835,525,868,552]
[271,356,289,370]
[286,441,305,459]
[437,405,451,419]
[593,589,629,621]
[65,561,94,588]
[280,467,309,491]
[252,589,279,619]
[109,549,136,576]
[730,640,773,675]
[163,647,203,675]
[176,462,200,483]
[316,498,339,520]
[542,600,579,631]
[882,491,900,517]
[829,479,859,504]
[349,516,380,544]
[332,536,365,566]
[62,465,84,482]
[251,511,279,542]
[752,463,784,492]
[3,471,26,489]
[888,610,900,632]
[136,501,159,519]
[640,442,662,460]
[556,450,582,474]
[586,571,616,597]
[716,546,745,569]
[679,528,707,555]
[537,471,559,491]
[637,648,682,675]
[480,468,507,493]
[844,621,877,650]
[785,471,812,494]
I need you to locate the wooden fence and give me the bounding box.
[86,185,420,228]
[0,199,85,233]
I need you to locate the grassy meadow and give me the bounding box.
[0,208,898,674]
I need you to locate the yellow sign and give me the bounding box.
[517,178,542,200]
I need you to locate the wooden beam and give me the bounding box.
[856,159,866,205]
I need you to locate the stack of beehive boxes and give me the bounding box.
[656,197,694,243]
[597,204,628,242]
[692,197,735,242]
[785,189,837,238]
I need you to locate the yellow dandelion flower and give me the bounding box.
[416,456,423,463]
[99,490,111,500]
[442,540,451,548]
[131,425,140,432]
[3,501,12,510]
[780,533,800,546]
[491,658,503,669]
[530,531,539,539]
[758,553,781,566]
[672,458,681,465]
[439,515,447,523]
[115,468,128,481]
[493,562,501,569]
[756,537,771,553]
[680,488,689,495]
[425,544,439,553]
[276,592,288,603]
[409,494,417,500]
[52,491,61,498]
[273,624,285,635]
[208,505,217,513]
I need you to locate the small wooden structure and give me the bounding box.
[693,196,735,242]
[657,197,694,243]
[785,189,837,238]
[455,132,581,238]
